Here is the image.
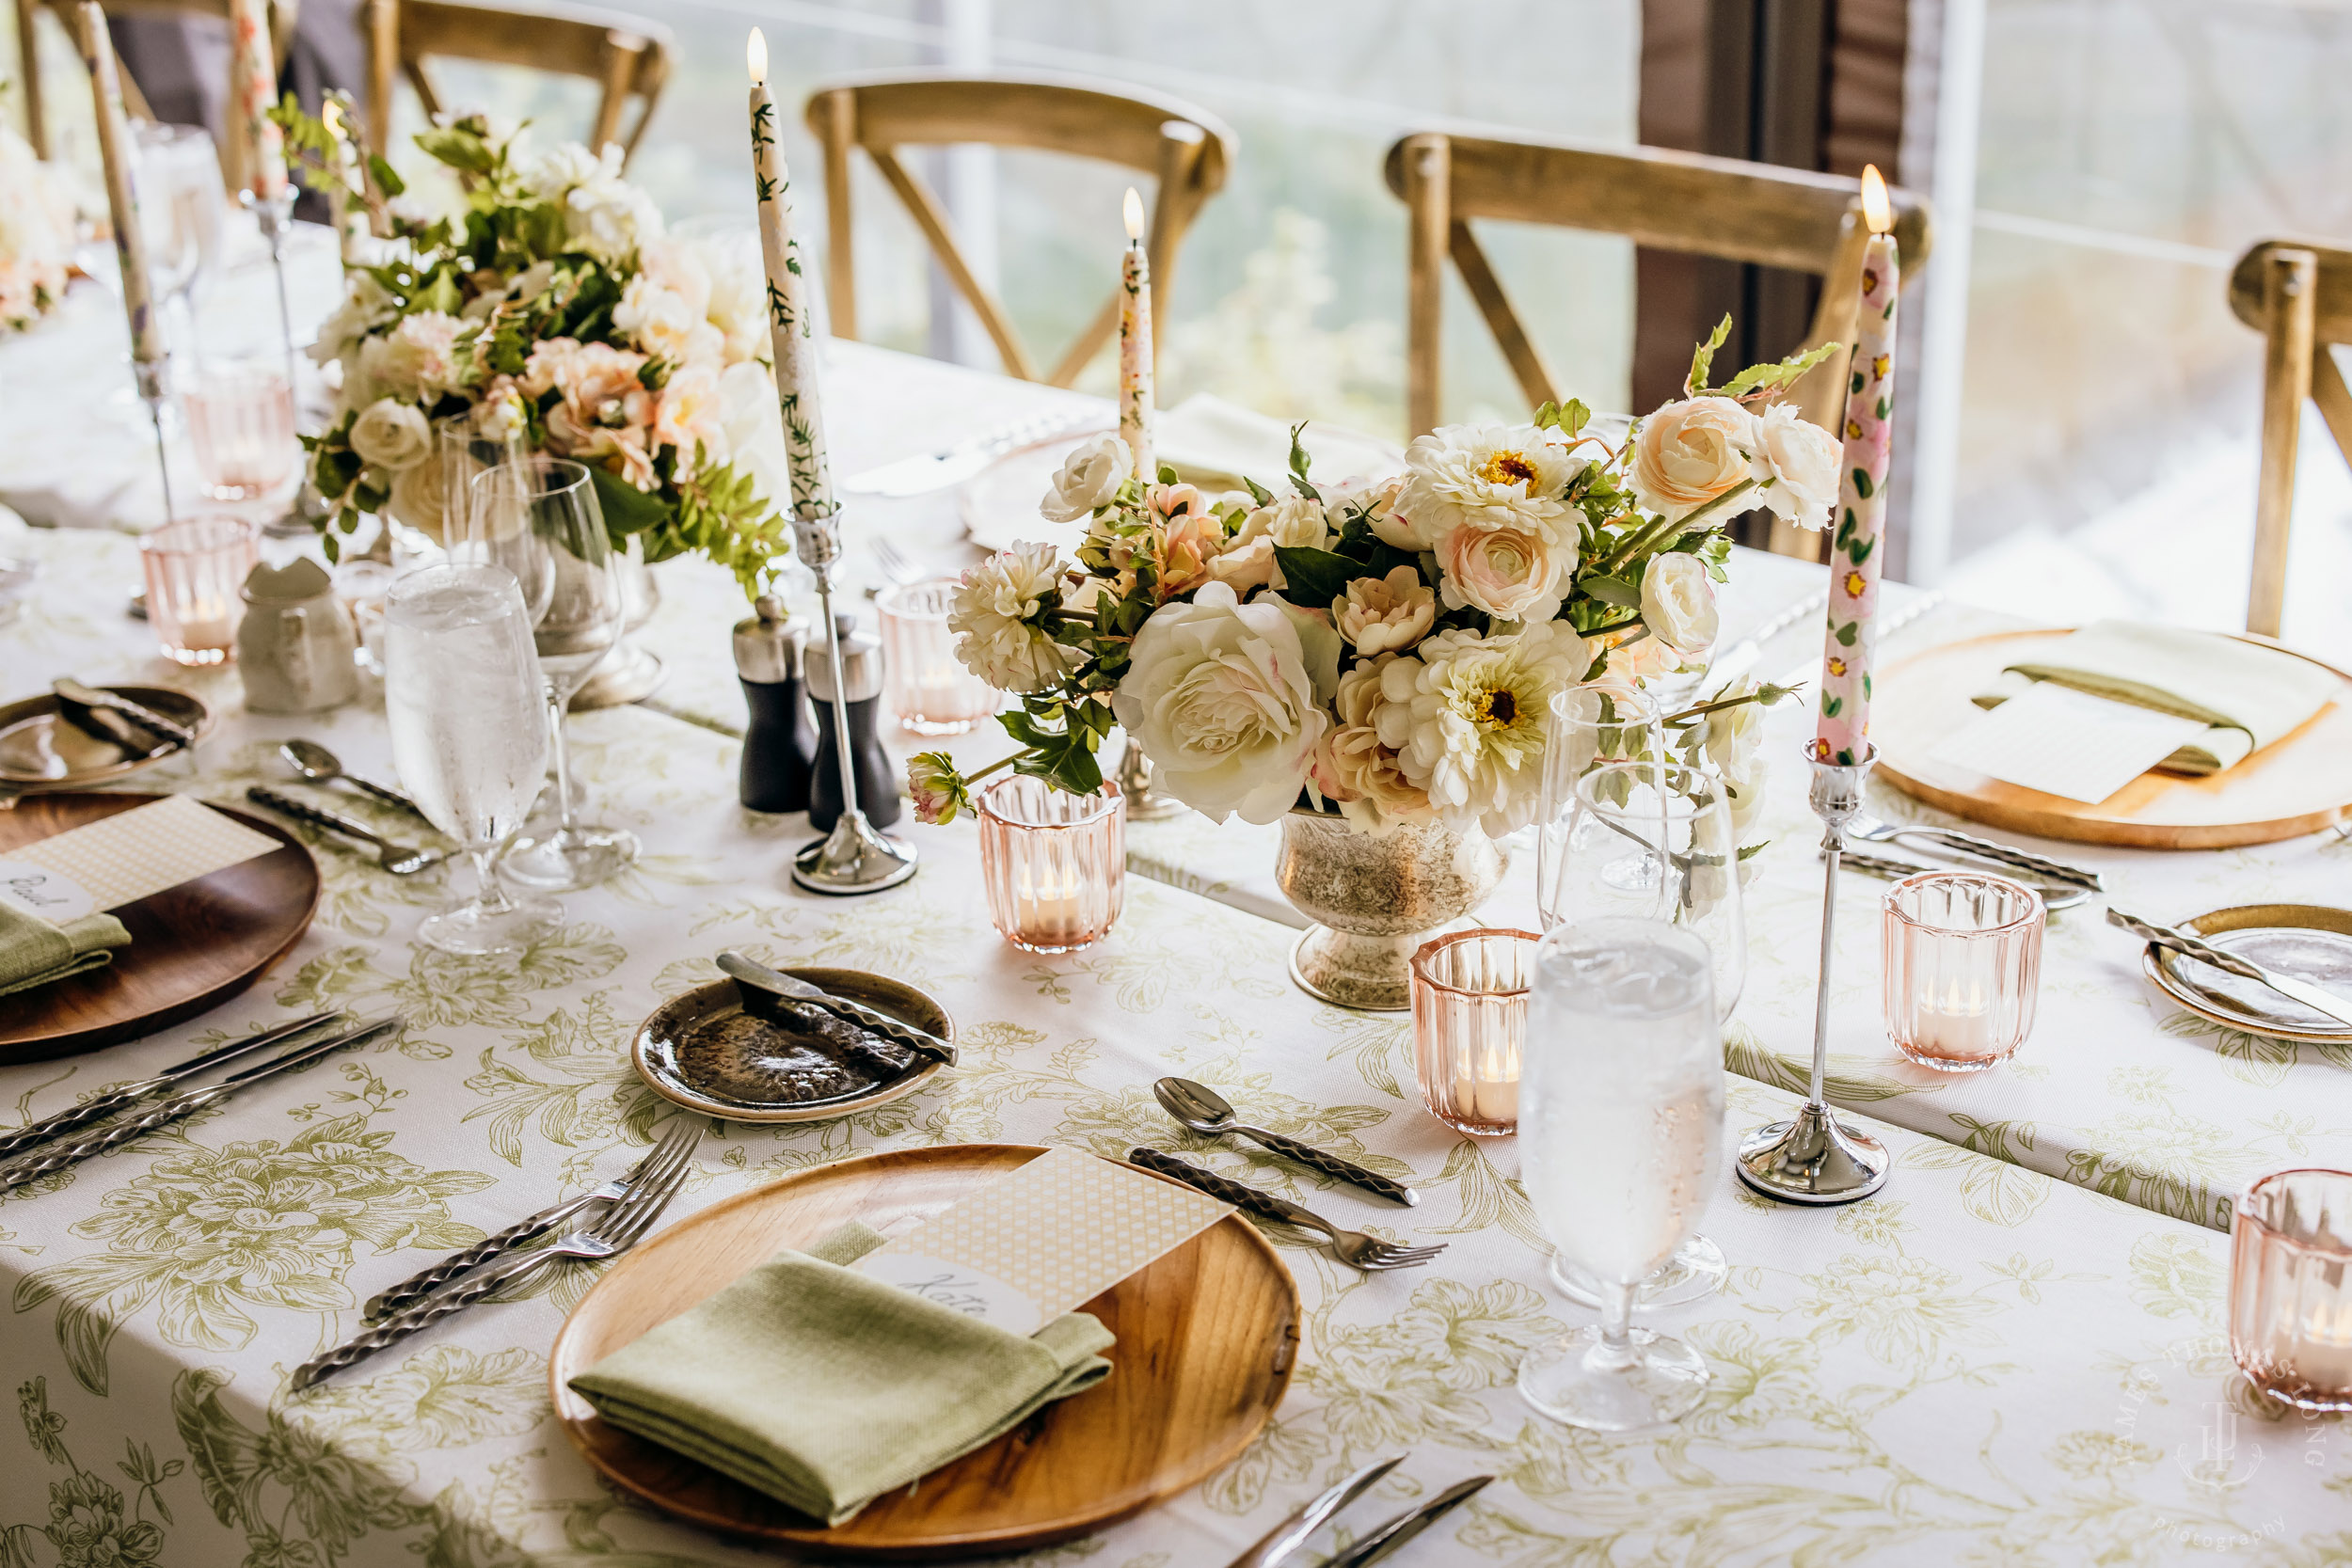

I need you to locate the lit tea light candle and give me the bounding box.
[1014,859,1088,945]
[1915,975,1995,1062]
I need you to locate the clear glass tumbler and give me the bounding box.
[877,578,999,735]
[977,775,1124,954]
[186,359,296,500]
[1409,928,1536,1137]
[2231,1169,2352,1411]
[1882,870,2045,1072]
[139,514,258,665]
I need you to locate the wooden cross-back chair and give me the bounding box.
[19,0,297,190]
[2228,241,2352,638]
[805,71,1236,387]
[1384,131,1932,560]
[362,0,671,166]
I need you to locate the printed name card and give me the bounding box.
[855,1147,1232,1336]
[1928,683,2212,805]
[0,796,280,923]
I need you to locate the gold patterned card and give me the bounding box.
[0,796,280,924]
[855,1148,1232,1336]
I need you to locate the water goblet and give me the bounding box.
[384,563,559,956]
[1518,917,1724,1432]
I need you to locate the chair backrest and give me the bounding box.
[1384,130,1931,559]
[363,0,671,167]
[2226,240,2352,638]
[804,70,1235,388]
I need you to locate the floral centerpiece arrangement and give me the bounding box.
[285,112,790,594]
[0,120,73,336]
[911,321,1831,849]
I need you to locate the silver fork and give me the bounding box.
[360,1120,702,1321]
[872,536,923,587]
[292,1122,701,1389]
[246,786,449,876]
[1127,1148,1444,1272]
[1843,812,2103,890]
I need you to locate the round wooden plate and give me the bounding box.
[630,969,950,1123]
[0,793,321,1063]
[548,1143,1299,1560]
[1872,628,2352,847]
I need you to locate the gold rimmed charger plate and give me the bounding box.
[0,685,213,792]
[2139,904,2352,1044]
[548,1143,1299,1560]
[630,968,949,1124]
[1872,629,2352,848]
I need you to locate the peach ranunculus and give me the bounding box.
[1158,509,1225,598]
[1333,566,1437,656]
[652,364,728,474]
[534,341,659,486]
[1323,655,1431,830]
[1435,519,1566,623]
[1631,395,1756,519]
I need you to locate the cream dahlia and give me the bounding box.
[950,542,1084,694]
[1375,619,1591,836]
[1396,424,1583,546]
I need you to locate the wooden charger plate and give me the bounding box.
[1872,629,2352,848]
[0,793,320,1063]
[548,1143,1299,1560]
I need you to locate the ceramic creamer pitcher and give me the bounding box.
[237,558,359,714]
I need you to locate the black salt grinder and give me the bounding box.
[734,594,816,813]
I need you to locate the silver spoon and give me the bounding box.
[1152,1077,1419,1206]
[280,739,426,820]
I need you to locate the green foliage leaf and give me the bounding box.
[1686,313,1733,393]
[1270,546,1359,609]
[1715,339,1838,400]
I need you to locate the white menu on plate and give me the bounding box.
[1929,683,2212,804]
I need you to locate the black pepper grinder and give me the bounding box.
[807,611,900,832]
[734,594,817,814]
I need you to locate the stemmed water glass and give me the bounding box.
[384,563,558,956]
[468,457,640,891]
[137,122,224,378]
[1518,916,1724,1432]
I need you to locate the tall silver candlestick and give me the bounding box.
[1115,736,1185,819]
[245,187,301,398]
[790,507,918,895]
[1734,740,1889,1204]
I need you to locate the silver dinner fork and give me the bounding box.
[872,536,923,587]
[360,1120,704,1321]
[1127,1148,1444,1272]
[1841,811,2103,890]
[292,1122,701,1389]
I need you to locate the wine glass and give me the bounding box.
[135,122,223,378]
[1536,758,1673,925]
[1518,916,1724,1432]
[470,457,641,891]
[384,563,559,956]
[437,416,540,602]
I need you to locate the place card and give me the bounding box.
[0,796,280,923]
[1929,682,2212,804]
[856,1147,1232,1337]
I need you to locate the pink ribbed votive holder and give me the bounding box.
[2232,1168,2352,1411]
[976,775,1124,954]
[1410,928,1537,1136]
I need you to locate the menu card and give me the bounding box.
[1929,683,2212,804]
[855,1147,1232,1336]
[0,796,280,924]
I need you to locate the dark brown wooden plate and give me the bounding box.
[0,793,321,1063]
[549,1143,1299,1560]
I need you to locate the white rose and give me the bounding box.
[348,398,433,472]
[388,452,449,543]
[949,542,1083,694]
[1112,580,1332,825]
[1632,396,1756,520]
[1245,494,1332,552]
[1640,553,1720,658]
[1702,677,1767,773]
[1040,434,1133,523]
[1749,402,1843,531]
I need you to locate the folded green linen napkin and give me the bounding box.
[1971,620,2341,775]
[0,901,130,996]
[566,1220,1115,1527]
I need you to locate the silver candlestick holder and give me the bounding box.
[790,506,918,895]
[135,356,175,524]
[1735,739,1889,1204]
[1114,735,1186,820]
[245,187,301,398]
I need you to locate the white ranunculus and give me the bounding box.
[1640,553,1720,658]
[694,238,768,365]
[1749,402,1843,531]
[1397,424,1583,547]
[950,542,1083,693]
[1040,434,1133,523]
[1112,580,1332,825]
[1335,566,1436,656]
[1436,520,1567,624]
[348,398,432,472]
[1703,676,1768,774]
[1374,619,1591,837]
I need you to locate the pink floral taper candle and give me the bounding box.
[1119,186,1154,481]
[1812,165,1898,768]
[230,0,287,201]
[72,2,165,372]
[746,28,834,519]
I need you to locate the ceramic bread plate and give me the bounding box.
[2140,904,2352,1044]
[631,966,950,1123]
[0,686,212,793]
[548,1143,1298,1559]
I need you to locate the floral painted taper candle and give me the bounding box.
[230,0,287,201]
[747,28,834,520]
[72,1,165,374]
[1812,165,1898,767]
[1118,185,1154,481]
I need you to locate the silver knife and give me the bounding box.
[53,678,198,749]
[717,952,958,1065]
[1322,1475,1494,1568]
[1834,847,2090,911]
[0,1010,346,1160]
[2108,909,2352,1029]
[1227,1455,1406,1568]
[840,411,1110,498]
[0,1016,403,1190]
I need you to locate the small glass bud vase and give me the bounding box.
[1409,928,1537,1136]
[1881,870,2044,1072]
[2231,1168,2352,1411]
[977,776,1125,954]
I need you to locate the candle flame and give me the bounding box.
[1122,186,1144,242]
[1861,165,1892,235]
[746,27,768,84]
[322,99,342,135]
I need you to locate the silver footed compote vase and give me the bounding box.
[1277,808,1507,1012]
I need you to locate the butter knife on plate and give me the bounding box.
[2108,909,2352,1030]
[53,678,198,750]
[716,952,958,1065]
